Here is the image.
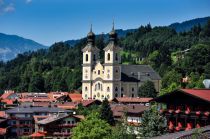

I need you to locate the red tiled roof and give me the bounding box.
[82,99,101,107]
[0,111,6,118]
[0,91,14,99]
[113,97,153,103]
[1,99,13,105]
[30,132,46,137]
[69,94,82,102]
[0,128,7,135]
[180,89,210,102]
[56,102,79,110]
[111,104,148,117]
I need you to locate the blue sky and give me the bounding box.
[0,0,210,46]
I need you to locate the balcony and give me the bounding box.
[53,132,72,136]
[58,124,77,127]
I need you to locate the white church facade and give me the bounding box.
[82,25,161,101]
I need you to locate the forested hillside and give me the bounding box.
[0,20,210,94]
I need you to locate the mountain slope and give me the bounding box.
[0,33,47,61]
[169,16,210,32]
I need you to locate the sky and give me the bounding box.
[0,0,210,46]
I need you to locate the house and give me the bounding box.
[82,25,161,101]
[112,97,152,105]
[31,113,84,139]
[152,89,210,132]
[111,104,148,125]
[5,106,72,137]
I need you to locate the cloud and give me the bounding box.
[26,0,32,4]
[3,3,15,13]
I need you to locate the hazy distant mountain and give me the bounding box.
[66,16,210,46]
[0,33,47,61]
[65,29,136,46]
[169,16,210,32]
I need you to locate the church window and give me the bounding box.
[93,95,96,99]
[107,87,110,92]
[132,94,134,97]
[85,87,88,91]
[101,84,103,91]
[95,84,97,91]
[85,75,88,79]
[107,95,110,99]
[115,93,118,97]
[98,70,100,75]
[132,88,134,92]
[115,53,118,61]
[97,93,100,97]
[86,54,88,62]
[98,83,100,90]
[121,93,123,97]
[107,53,110,61]
[101,95,104,98]
[115,87,118,92]
[121,87,124,92]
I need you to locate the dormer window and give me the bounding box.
[107,53,110,61]
[86,54,88,62]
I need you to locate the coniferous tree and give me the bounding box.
[100,98,115,126]
[139,106,167,137]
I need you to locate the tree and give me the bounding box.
[100,98,115,126]
[139,80,157,98]
[72,112,112,139]
[139,106,167,138]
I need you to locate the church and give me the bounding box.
[82,25,161,101]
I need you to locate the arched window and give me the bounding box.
[95,84,97,91]
[132,94,134,97]
[107,87,110,92]
[85,94,88,99]
[107,53,110,61]
[115,53,118,61]
[115,93,118,98]
[98,83,100,90]
[98,70,100,75]
[85,87,88,91]
[115,87,118,92]
[101,84,103,91]
[132,88,134,92]
[121,87,124,92]
[85,54,88,62]
[121,93,123,97]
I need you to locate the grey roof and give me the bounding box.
[121,65,161,82]
[5,106,72,114]
[37,113,69,125]
[82,43,100,52]
[103,41,122,51]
